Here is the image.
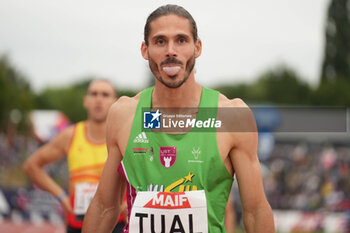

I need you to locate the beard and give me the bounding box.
[148,53,196,89]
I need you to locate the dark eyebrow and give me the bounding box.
[151,33,191,42]
[88,90,97,94]
[176,34,191,40]
[151,35,166,42]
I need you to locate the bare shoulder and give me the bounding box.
[106,93,142,150]
[218,93,249,108]
[217,94,258,160]
[51,124,75,144]
[217,92,257,146]
[218,93,255,125]
[58,124,75,138]
[49,124,75,152]
[108,93,141,119]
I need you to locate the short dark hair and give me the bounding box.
[144,4,198,46]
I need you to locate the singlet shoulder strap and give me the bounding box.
[199,87,219,108]
[128,86,154,135]
[137,86,154,108]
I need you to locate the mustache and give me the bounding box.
[160,57,183,66]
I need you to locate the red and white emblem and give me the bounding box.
[160,146,176,168]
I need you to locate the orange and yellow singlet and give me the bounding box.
[67,121,107,228]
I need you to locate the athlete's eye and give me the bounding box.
[90,91,98,97]
[102,92,110,98]
[178,37,187,44]
[156,39,166,46]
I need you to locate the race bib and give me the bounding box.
[74,182,98,215]
[129,190,208,233]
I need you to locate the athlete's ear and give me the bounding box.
[194,38,202,58]
[141,42,149,60]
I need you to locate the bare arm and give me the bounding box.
[82,100,128,233]
[23,127,74,212]
[224,195,235,233]
[229,100,274,233]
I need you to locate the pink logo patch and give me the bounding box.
[159,147,177,168]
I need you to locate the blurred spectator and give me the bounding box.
[263,142,350,212]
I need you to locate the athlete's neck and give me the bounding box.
[152,79,202,108]
[85,120,106,144]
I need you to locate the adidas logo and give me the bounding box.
[133,132,149,143]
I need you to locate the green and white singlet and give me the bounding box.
[118,86,233,233]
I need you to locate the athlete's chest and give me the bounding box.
[123,130,223,192]
[119,117,233,178]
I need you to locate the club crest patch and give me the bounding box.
[160,146,177,168]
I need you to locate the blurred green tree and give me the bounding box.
[321,0,350,83]
[251,66,312,105]
[35,79,91,123]
[35,86,86,123]
[0,55,34,133]
[215,66,312,105]
[117,89,137,98]
[312,79,350,106]
[215,83,251,100]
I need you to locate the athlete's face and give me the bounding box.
[141,14,202,88]
[84,80,116,123]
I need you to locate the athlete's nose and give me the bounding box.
[95,93,104,103]
[166,41,177,58]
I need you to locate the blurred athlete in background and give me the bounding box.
[23,80,126,233]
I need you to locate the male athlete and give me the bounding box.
[23,80,121,233]
[83,5,274,233]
